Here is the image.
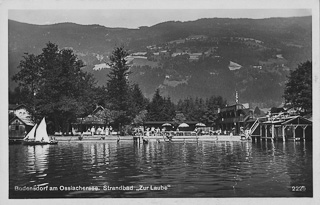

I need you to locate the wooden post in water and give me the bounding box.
[265,125,268,141]
[271,124,275,141]
[302,125,307,141]
[282,125,286,142]
[292,125,296,141]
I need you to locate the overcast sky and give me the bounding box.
[8,9,312,28]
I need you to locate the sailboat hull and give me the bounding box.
[23,141,58,145]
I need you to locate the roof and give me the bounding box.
[9,104,29,111]
[92,105,105,115]
[75,105,106,125]
[262,116,312,125]
[9,115,35,126]
[281,116,312,125]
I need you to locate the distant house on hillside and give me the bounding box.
[168,39,185,44]
[229,61,242,71]
[132,52,147,56]
[253,65,262,69]
[186,35,208,41]
[159,50,170,59]
[150,50,170,61]
[150,52,161,61]
[188,53,203,62]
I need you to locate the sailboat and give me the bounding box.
[23,117,58,145]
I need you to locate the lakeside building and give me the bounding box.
[217,103,254,135]
[9,104,35,139]
[72,105,106,134]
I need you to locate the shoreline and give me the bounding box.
[53,134,243,142]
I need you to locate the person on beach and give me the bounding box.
[91,126,95,137]
[97,127,102,135]
[156,127,160,136]
[146,128,150,138]
[79,132,84,141]
[105,127,109,136]
[101,127,105,135]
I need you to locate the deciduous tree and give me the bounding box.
[13,42,96,134]
[283,61,312,114]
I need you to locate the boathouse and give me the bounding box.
[9,104,35,139]
[249,114,312,141]
[9,115,35,139]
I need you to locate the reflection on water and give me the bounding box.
[9,140,312,198]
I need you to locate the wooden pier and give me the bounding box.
[249,115,312,142]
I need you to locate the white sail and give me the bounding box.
[35,118,50,142]
[24,125,37,140]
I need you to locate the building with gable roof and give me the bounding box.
[71,105,106,134]
[9,104,35,140]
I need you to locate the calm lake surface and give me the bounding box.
[9,140,312,198]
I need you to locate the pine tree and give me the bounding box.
[147,89,165,121]
[130,84,148,115]
[106,47,131,128]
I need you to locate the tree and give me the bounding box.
[253,106,261,116]
[162,97,176,120]
[172,111,186,126]
[12,53,42,114]
[106,47,131,129]
[130,84,149,117]
[283,61,312,114]
[146,89,166,121]
[13,42,96,134]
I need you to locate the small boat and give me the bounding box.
[23,117,58,145]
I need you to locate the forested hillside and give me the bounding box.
[9,16,312,106]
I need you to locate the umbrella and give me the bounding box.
[178,123,189,128]
[196,123,206,127]
[162,123,172,127]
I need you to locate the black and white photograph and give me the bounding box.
[1,0,319,204]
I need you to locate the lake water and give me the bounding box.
[9,140,312,198]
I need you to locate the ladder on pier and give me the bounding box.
[249,119,260,137]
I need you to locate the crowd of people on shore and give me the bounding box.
[78,125,251,139]
[79,126,114,137]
